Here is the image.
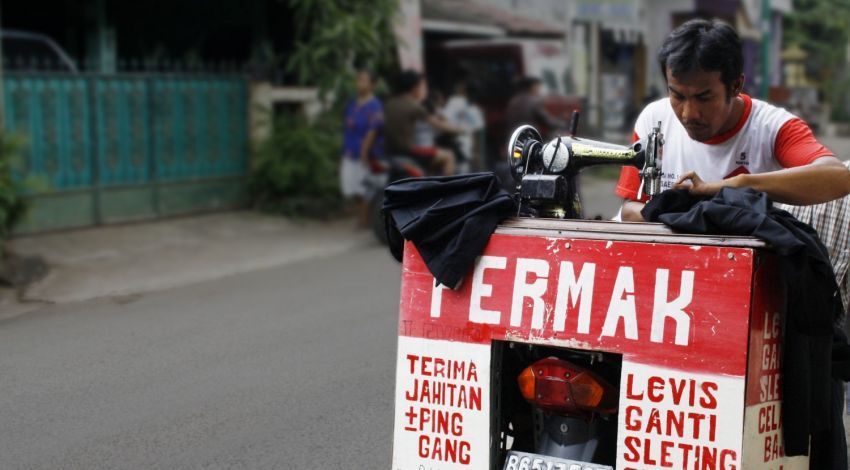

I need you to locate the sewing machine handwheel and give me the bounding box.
[507,125,542,182]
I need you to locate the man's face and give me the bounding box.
[355,72,373,95]
[666,68,740,142]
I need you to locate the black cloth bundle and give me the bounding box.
[382,172,516,289]
[643,187,846,465]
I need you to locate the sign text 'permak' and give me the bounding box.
[430,257,696,346]
[400,235,754,375]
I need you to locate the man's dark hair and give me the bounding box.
[395,69,423,95]
[658,19,743,97]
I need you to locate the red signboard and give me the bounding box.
[401,235,754,374]
[392,230,807,469]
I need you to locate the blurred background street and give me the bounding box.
[0,238,400,468]
[0,0,849,468]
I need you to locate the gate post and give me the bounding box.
[86,76,101,225]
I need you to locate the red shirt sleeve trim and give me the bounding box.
[614,132,649,202]
[773,118,833,168]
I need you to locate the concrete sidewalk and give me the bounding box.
[2,211,376,314]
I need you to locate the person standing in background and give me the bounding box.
[341,70,383,228]
[779,161,850,318]
[443,78,485,172]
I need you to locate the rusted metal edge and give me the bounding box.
[496,218,767,249]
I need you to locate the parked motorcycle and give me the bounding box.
[483,117,663,468]
[496,342,621,466]
[391,113,798,470]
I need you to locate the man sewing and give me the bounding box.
[616,19,850,221]
[615,19,850,469]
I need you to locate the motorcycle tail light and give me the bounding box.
[517,357,618,416]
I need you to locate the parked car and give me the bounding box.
[2,29,78,73]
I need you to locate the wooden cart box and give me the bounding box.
[391,219,805,470]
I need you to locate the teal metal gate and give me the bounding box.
[4,73,249,233]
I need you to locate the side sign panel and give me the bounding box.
[742,259,808,469]
[618,361,744,469]
[393,336,491,469]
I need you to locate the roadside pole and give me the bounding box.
[760,0,771,99]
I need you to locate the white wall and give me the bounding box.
[641,0,695,95]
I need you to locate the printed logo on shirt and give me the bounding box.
[735,151,748,166]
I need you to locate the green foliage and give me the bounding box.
[0,133,26,241]
[784,0,850,120]
[252,0,398,215]
[249,113,342,216]
[287,0,399,104]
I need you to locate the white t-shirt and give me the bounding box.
[616,94,832,201]
[442,95,484,159]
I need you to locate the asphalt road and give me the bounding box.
[3,160,850,468]
[0,244,402,469]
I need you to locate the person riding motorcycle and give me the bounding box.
[504,76,568,138]
[384,70,466,176]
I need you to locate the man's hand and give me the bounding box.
[673,171,726,197]
[621,170,724,222]
[674,157,850,205]
[729,156,850,205]
[620,200,647,222]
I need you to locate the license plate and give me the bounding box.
[502,450,613,470]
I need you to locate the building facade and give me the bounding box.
[477,0,790,132]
